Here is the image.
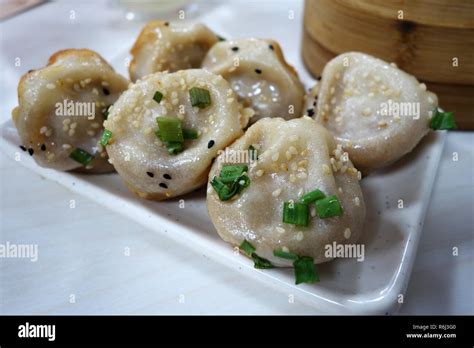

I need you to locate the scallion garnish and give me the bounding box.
[189,87,211,108]
[252,254,274,269]
[300,189,325,204]
[430,108,457,130]
[273,249,299,260]
[100,129,112,146]
[69,148,94,166]
[102,106,110,120]
[153,91,163,104]
[249,145,258,161]
[182,128,199,140]
[220,164,248,184]
[239,240,256,256]
[283,201,310,226]
[273,250,319,284]
[315,195,343,218]
[156,116,184,143]
[239,240,273,269]
[294,256,319,284]
[163,141,183,155]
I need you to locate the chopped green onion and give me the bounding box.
[189,87,211,108]
[156,116,184,143]
[153,91,163,104]
[273,249,299,260]
[210,176,236,201]
[182,128,199,140]
[315,195,343,218]
[235,175,250,194]
[430,108,457,130]
[249,145,258,161]
[251,254,274,269]
[283,201,310,226]
[163,141,183,155]
[220,164,248,184]
[217,35,226,41]
[239,240,256,256]
[100,129,112,146]
[293,256,319,284]
[102,106,110,120]
[300,189,325,204]
[69,148,94,166]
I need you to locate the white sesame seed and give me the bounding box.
[310,206,316,217]
[40,126,48,134]
[92,88,99,95]
[70,122,77,129]
[344,228,351,239]
[282,246,289,253]
[289,146,298,155]
[289,174,296,183]
[362,107,371,116]
[378,120,388,127]
[276,226,286,234]
[285,151,292,160]
[335,116,342,123]
[289,135,299,142]
[68,129,75,137]
[296,232,304,241]
[45,129,53,137]
[256,169,264,177]
[357,171,362,180]
[271,152,279,162]
[296,172,307,180]
[322,164,331,174]
[354,197,360,206]
[91,122,100,129]
[272,188,282,197]
[62,144,72,150]
[338,187,343,194]
[87,130,95,136]
[46,83,56,90]
[419,83,427,91]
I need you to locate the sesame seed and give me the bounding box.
[231,46,239,52]
[419,83,427,91]
[296,232,304,241]
[28,148,34,156]
[378,120,388,127]
[271,152,279,162]
[289,174,296,183]
[285,151,292,160]
[357,171,362,180]
[101,81,109,87]
[103,88,110,95]
[87,130,95,136]
[296,172,307,180]
[68,129,75,136]
[307,108,315,116]
[269,44,274,50]
[207,140,215,149]
[289,135,299,142]
[272,188,282,197]
[276,226,286,234]
[289,146,298,155]
[344,228,352,239]
[255,69,262,74]
[46,83,55,90]
[322,164,330,174]
[19,145,27,151]
[354,197,360,206]
[70,122,77,129]
[282,246,289,252]
[256,169,264,177]
[159,182,168,189]
[40,144,46,151]
[62,144,72,150]
[362,107,371,116]
[163,173,172,180]
[338,187,343,194]
[310,206,316,217]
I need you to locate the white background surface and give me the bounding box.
[0,0,473,314]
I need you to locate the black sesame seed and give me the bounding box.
[255,69,262,74]
[19,145,27,151]
[316,76,322,81]
[269,44,274,50]
[164,22,169,26]
[102,88,110,95]
[28,148,34,156]
[313,101,317,106]
[207,140,215,149]
[163,173,172,180]
[159,183,168,189]
[231,46,239,52]
[146,171,154,178]
[40,144,46,151]
[307,108,315,117]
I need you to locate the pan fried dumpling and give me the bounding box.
[104,69,250,200]
[207,117,365,266]
[129,21,218,81]
[12,49,129,173]
[202,38,304,124]
[309,52,438,172]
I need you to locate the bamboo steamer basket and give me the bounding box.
[302,0,474,129]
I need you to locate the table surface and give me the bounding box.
[0,0,472,315]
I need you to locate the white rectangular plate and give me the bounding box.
[0,0,447,314]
